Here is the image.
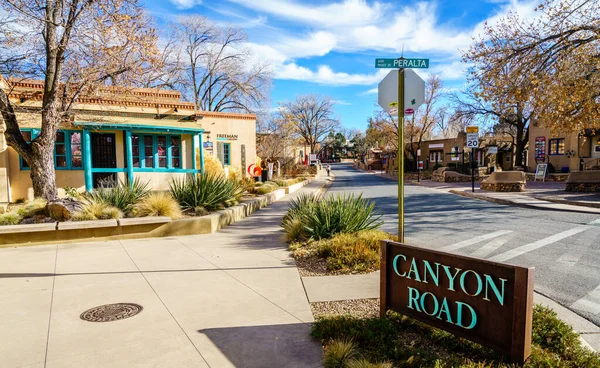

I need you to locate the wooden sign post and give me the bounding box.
[380,241,534,363]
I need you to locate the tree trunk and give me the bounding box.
[514,123,526,168]
[28,145,59,200]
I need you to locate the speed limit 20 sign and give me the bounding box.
[466,126,479,148]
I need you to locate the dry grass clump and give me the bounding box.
[17,198,47,217]
[72,199,123,221]
[197,148,225,177]
[131,192,182,219]
[0,212,22,225]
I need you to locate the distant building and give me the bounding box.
[527,124,600,173]
[0,78,256,204]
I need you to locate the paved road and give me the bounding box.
[328,163,600,326]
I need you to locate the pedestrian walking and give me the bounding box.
[326,164,331,176]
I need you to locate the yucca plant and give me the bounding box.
[169,173,244,211]
[86,177,150,213]
[282,193,382,241]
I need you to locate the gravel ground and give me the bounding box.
[294,254,330,276]
[311,298,380,319]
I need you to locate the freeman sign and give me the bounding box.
[217,134,238,141]
[380,241,534,363]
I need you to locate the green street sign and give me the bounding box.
[375,58,429,69]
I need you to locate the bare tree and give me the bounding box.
[283,95,340,152]
[174,16,272,113]
[405,74,443,170]
[0,0,159,201]
[256,108,297,164]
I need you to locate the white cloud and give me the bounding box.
[359,88,378,96]
[236,0,545,86]
[169,0,202,9]
[227,0,386,28]
[332,100,352,106]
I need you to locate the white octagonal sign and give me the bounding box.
[378,69,425,115]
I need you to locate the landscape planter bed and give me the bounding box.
[0,179,311,247]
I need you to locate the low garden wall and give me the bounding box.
[0,180,309,247]
[566,171,600,192]
[480,171,526,192]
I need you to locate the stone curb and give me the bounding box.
[534,196,600,209]
[448,189,600,215]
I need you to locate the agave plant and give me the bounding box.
[86,177,150,213]
[169,173,244,211]
[282,192,382,241]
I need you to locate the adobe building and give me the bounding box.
[0,79,256,204]
[527,123,600,173]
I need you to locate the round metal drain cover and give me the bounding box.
[80,303,143,322]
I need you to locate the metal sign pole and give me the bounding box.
[398,68,405,243]
[471,148,475,192]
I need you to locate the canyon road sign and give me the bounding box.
[376,58,430,68]
[378,69,425,114]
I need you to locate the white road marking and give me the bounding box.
[488,226,589,263]
[571,285,600,316]
[440,230,513,252]
[471,237,511,258]
[588,219,600,226]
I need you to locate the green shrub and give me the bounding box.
[17,198,47,217]
[169,173,243,211]
[531,304,600,365]
[0,212,21,225]
[315,230,398,273]
[312,307,600,368]
[63,186,81,198]
[282,193,382,241]
[131,192,182,219]
[87,178,150,213]
[255,182,279,194]
[240,177,256,193]
[72,199,123,221]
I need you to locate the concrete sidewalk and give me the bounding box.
[0,180,327,368]
[301,272,600,352]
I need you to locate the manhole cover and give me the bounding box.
[80,303,143,322]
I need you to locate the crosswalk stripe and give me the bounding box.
[440,230,512,252]
[471,237,511,258]
[571,285,600,316]
[488,226,589,263]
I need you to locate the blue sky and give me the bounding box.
[142,0,540,131]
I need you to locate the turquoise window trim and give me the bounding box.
[132,168,200,173]
[223,143,231,166]
[133,133,182,170]
[19,129,83,171]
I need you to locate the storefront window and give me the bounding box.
[171,136,181,168]
[157,136,167,168]
[133,134,182,170]
[223,143,231,166]
[70,132,82,168]
[55,132,67,168]
[549,138,565,155]
[19,129,83,170]
[131,134,140,167]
